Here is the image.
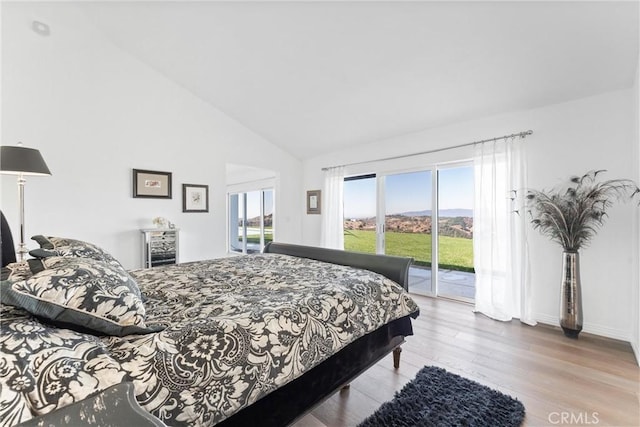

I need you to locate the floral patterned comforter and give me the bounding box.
[0,254,419,426]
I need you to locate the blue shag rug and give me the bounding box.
[358,366,525,427]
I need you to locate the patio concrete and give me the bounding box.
[408,266,475,300]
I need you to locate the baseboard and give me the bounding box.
[534,313,631,343]
[632,340,640,366]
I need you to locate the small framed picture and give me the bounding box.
[183,184,209,213]
[307,190,321,214]
[133,169,172,198]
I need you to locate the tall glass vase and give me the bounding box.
[560,251,582,338]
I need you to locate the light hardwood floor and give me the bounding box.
[294,295,640,427]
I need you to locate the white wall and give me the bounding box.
[303,88,639,342]
[1,4,302,269]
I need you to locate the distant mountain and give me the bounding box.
[246,213,273,227]
[396,209,472,218]
[345,213,473,238]
[397,210,431,217]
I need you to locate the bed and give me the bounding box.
[0,228,419,426]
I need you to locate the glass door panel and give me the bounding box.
[244,191,261,253]
[437,165,475,301]
[384,171,433,295]
[343,175,377,254]
[229,193,245,254]
[263,189,274,246]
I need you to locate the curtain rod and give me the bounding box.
[321,129,533,171]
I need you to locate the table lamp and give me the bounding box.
[0,143,52,261]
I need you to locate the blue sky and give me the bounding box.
[439,167,474,211]
[242,190,273,218]
[344,166,473,219]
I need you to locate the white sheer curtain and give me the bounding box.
[321,166,345,249]
[473,137,536,325]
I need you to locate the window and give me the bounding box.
[344,174,377,254]
[228,188,274,254]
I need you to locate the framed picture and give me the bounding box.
[133,169,172,199]
[183,184,209,213]
[307,190,321,214]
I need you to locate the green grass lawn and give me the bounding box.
[239,228,273,244]
[344,229,474,272]
[243,235,273,244]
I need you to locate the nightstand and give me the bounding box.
[141,228,179,268]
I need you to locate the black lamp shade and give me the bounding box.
[0,146,51,176]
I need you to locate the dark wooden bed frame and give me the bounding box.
[2,224,416,427]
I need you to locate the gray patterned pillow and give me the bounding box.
[30,235,124,269]
[0,256,163,337]
[29,236,142,298]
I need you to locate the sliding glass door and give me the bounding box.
[437,165,475,301]
[343,163,474,301]
[344,174,377,255]
[228,188,273,254]
[384,171,434,295]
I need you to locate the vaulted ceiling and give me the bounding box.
[76,1,640,159]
